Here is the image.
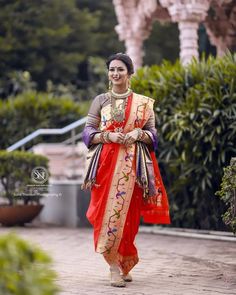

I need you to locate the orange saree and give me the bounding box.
[83,92,170,274]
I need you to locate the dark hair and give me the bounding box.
[106,53,134,75]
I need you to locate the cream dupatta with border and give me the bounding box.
[96,93,154,260]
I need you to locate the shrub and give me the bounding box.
[132,53,236,230]
[0,91,83,150]
[0,233,59,295]
[216,158,236,234]
[0,150,49,205]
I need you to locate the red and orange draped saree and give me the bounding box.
[82,92,170,275]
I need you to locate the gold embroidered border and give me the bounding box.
[96,94,155,259]
[96,98,138,256]
[117,253,139,275]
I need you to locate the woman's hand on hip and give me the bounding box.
[109,132,125,144]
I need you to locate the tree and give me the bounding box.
[77,0,125,58]
[0,0,100,89]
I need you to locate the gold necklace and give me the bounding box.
[110,88,132,99]
[110,96,127,123]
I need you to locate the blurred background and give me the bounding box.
[0,0,217,101]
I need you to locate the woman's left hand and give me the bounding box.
[123,129,139,146]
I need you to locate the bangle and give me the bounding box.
[104,131,111,143]
[136,128,145,141]
[140,130,146,141]
[107,132,111,142]
[100,131,111,144]
[100,132,105,143]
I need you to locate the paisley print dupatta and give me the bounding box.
[82,92,170,274]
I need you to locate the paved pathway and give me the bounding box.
[0,226,235,295]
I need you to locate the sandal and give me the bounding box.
[110,265,126,287]
[122,273,133,282]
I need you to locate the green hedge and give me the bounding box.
[0,150,49,205]
[0,233,59,295]
[132,53,236,230]
[0,91,83,150]
[216,158,236,234]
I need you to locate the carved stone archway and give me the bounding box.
[160,0,211,65]
[204,0,236,56]
[113,0,169,71]
[112,0,236,69]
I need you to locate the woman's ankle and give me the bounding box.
[110,263,120,272]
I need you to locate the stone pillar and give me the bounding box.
[160,0,211,65]
[113,0,157,71]
[179,22,199,64]
[125,37,144,69]
[204,0,236,57]
[205,29,228,57]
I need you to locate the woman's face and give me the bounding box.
[108,59,130,89]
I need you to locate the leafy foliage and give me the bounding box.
[0,0,100,91]
[132,53,236,230]
[0,91,83,149]
[76,56,108,101]
[0,0,125,97]
[216,158,236,234]
[0,0,185,98]
[0,150,49,205]
[77,0,125,58]
[0,0,216,100]
[0,233,59,295]
[0,71,37,98]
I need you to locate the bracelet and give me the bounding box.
[136,128,142,140]
[140,130,146,141]
[104,131,111,143]
[100,132,105,143]
[100,131,111,144]
[107,132,111,142]
[136,128,145,141]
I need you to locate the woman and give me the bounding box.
[82,53,170,287]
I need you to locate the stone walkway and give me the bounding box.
[0,226,236,295]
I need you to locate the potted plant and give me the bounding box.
[0,150,49,226]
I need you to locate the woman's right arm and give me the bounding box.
[82,95,102,148]
[82,95,124,147]
[91,133,102,144]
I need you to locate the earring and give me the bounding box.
[128,78,131,89]
[108,80,112,91]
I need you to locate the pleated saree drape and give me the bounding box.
[82,92,170,274]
